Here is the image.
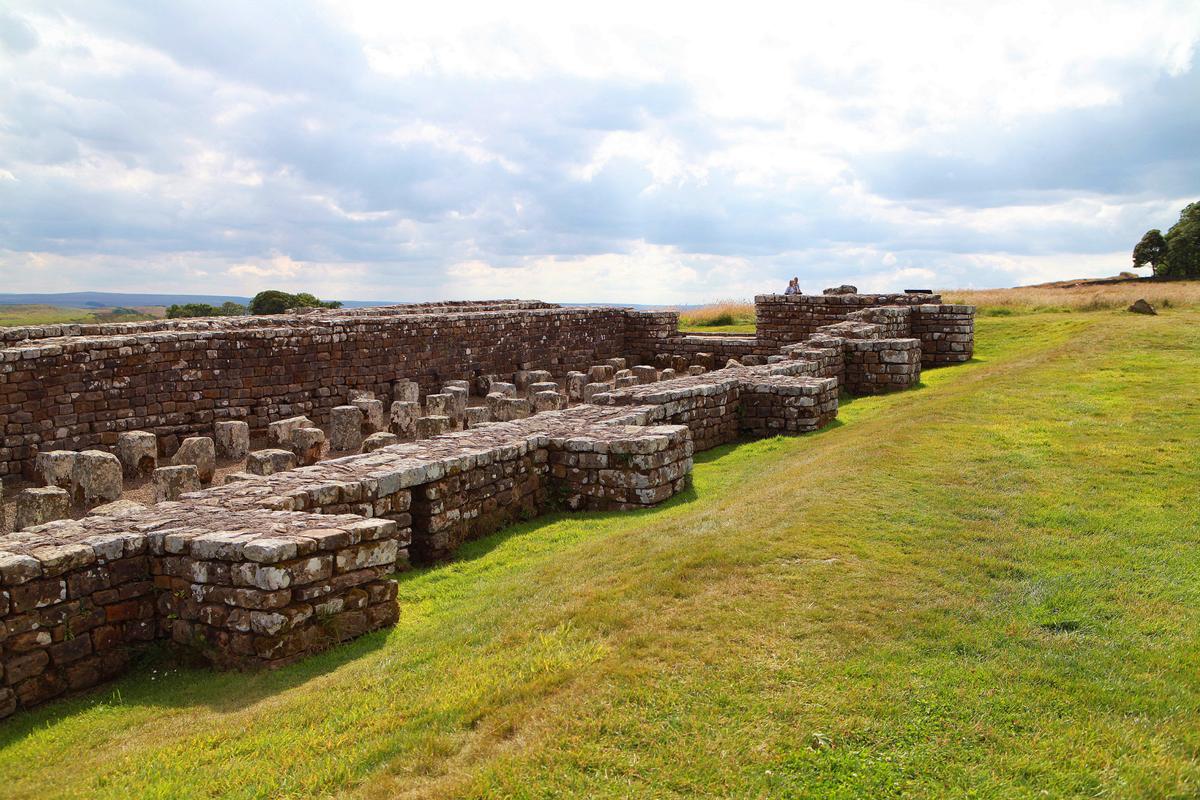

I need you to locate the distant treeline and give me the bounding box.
[167,290,342,319]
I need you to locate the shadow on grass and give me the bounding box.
[0,419,869,741]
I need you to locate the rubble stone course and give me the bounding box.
[0,294,973,719]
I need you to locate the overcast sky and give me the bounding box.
[1,1,1197,303]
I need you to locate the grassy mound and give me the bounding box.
[2,309,1198,798]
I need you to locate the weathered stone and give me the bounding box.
[392,379,420,404]
[245,449,297,476]
[425,393,450,418]
[174,437,216,484]
[442,386,468,423]
[35,451,76,490]
[331,406,364,452]
[292,427,327,466]
[632,365,658,384]
[533,390,564,413]
[71,451,123,505]
[588,364,614,383]
[14,487,69,530]
[153,465,200,502]
[1128,298,1157,315]
[565,371,587,401]
[268,416,313,448]
[464,406,491,427]
[116,432,157,477]
[823,284,858,295]
[660,368,677,381]
[214,421,250,460]
[415,416,451,438]
[491,382,517,397]
[583,382,609,402]
[352,398,385,433]
[362,432,399,452]
[389,401,420,438]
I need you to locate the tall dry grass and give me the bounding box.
[942,280,1200,314]
[677,300,756,327]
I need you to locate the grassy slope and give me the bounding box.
[1,310,1198,798]
[0,305,162,327]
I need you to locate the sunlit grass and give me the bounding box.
[1,309,1198,798]
[942,279,1200,315]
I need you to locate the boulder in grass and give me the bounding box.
[1128,298,1157,315]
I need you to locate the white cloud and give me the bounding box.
[0,0,1197,302]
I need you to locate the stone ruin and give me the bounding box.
[0,292,973,718]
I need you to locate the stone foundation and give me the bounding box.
[0,293,975,720]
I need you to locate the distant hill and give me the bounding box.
[0,291,395,309]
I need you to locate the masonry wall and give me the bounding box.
[755,293,939,348]
[0,306,629,479]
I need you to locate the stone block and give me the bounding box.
[464,406,491,427]
[588,365,614,383]
[246,449,297,476]
[14,487,69,530]
[632,365,658,384]
[71,451,123,505]
[425,393,450,417]
[174,437,216,484]
[392,379,420,404]
[35,451,76,490]
[331,406,364,452]
[116,432,157,477]
[292,428,327,466]
[415,416,451,439]
[153,465,200,502]
[389,401,420,438]
[533,391,564,413]
[362,432,399,453]
[565,371,587,401]
[214,421,250,460]
[583,382,609,402]
[352,398,385,433]
[268,416,313,449]
[491,382,517,397]
[442,386,468,423]
[660,368,676,381]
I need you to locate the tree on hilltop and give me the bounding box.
[249,290,342,315]
[1132,229,1167,274]
[1135,203,1200,279]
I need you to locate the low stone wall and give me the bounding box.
[911,304,975,366]
[843,339,924,394]
[755,293,937,348]
[0,293,976,720]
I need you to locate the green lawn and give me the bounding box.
[677,322,756,334]
[2,309,1199,799]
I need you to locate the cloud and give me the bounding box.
[0,0,1197,303]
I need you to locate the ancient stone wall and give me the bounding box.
[0,306,627,479]
[0,293,975,720]
[910,304,975,366]
[754,293,937,348]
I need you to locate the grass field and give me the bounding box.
[943,279,1200,315]
[1,308,1199,798]
[0,304,163,327]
